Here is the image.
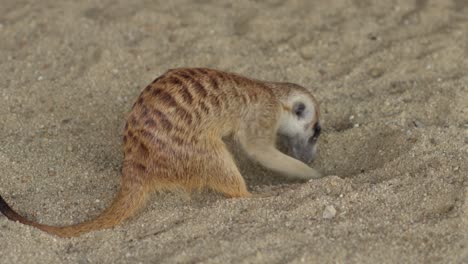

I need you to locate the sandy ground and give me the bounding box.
[0,0,467,263]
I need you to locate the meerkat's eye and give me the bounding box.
[292,102,306,118]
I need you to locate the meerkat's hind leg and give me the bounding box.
[202,140,251,198]
[208,172,251,198]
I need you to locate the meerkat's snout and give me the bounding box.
[289,121,321,164]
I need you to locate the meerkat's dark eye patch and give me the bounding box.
[293,102,306,118]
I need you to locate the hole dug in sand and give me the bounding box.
[315,125,416,178]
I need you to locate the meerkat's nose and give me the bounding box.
[308,122,321,145]
[313,122,321,138]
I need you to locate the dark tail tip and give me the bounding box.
[0,194,24,222]
[0,195,12,214]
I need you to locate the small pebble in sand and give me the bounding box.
[367,33,378,40]
[322,205,337,219]
[413,120,423,128]
[38,76,44,81]
[369,68,384,78]
[47,168,57,176]
[61,118,72,124]
[299,44,316,60]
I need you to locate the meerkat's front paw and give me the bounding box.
[308,172,327,182]
[311,170,323,179]
[283,163,324,181]
[307,168,324,180]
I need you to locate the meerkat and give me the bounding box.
[0,68,323,237]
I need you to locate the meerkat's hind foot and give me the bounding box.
[204,172,251,198]
[251,191,279,198]
[208,180,252,198]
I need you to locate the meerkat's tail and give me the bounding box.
[0,182,149,238]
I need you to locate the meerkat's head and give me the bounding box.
[271,83,321,164]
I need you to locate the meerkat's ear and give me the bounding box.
[292,102,306,118]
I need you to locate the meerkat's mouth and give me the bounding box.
[291,142,317,164]
[276,134,318,164]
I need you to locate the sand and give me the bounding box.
[0,0,467,263]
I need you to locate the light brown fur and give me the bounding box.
[0,68,322,237]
